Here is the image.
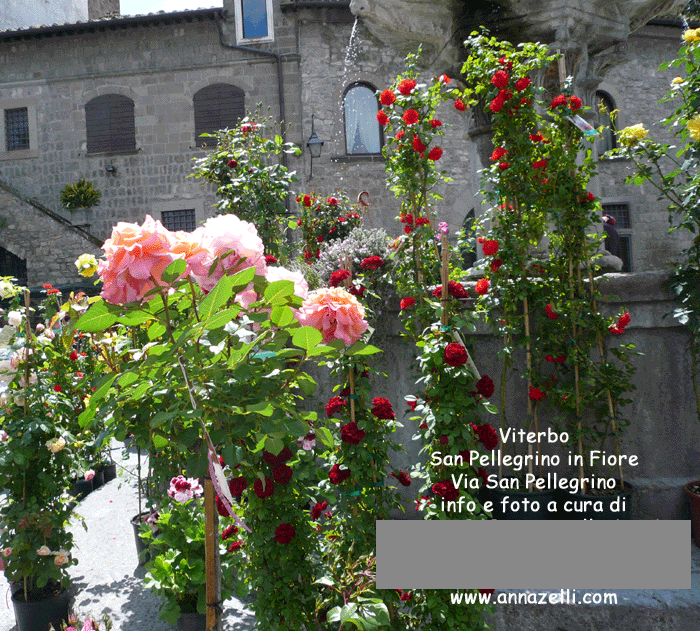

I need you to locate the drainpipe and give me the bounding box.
[214,13,288,168]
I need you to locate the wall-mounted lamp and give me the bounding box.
[306,114,324,180]
[105,164,117,174]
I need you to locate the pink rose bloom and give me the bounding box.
[84,469,95,482]
[98,215,179,305]
[168,475,204,503]
[296,287,368,346]
[265,266,309,300]
[171,228,210,280]
[235,288,259,309]
[194,214,267,292]
[298,431,316,451]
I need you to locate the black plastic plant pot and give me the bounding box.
[557,481,634,520]
[101,463,118,483]
[178,612,206,631]
[131,511,153,566]
[11,584,71,631]
[70,478,93,501]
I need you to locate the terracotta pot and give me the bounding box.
[684,481,700,547]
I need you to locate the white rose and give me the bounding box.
[53,550,69,566]
[7,311,22,327]
[37,545,51,556]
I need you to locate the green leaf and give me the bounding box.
[152,433,169,451]
[77,299,118,332]
[247,402,274,416]
[118,310,155,325]
[203,305,240,330]
[118,372,139,388]
[93,373,117,401]
[147,321,166,340]
[316,426,335,448]
[270,305,295,328]
[199,273,236,322]
[264,280,295,305]
[161,259,187,284]
[292,326,323,351]
[346,342,382,356]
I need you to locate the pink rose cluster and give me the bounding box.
[98,214,269,304]
[168,475,203,504]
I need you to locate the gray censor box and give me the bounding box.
[376,521,689,589]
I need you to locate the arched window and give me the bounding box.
[343,83,382,155]
[85,94,136,154]
[596,91,617,154]
[194,84,245,147]
[460,209,477,269]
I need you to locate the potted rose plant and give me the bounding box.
[0,283,84,631]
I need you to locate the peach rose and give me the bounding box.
[194,214,267,293]
[98,215,179,305]
[170,228,210,280]
[297,287,368,346]
[265,266,309,300]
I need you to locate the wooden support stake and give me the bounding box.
[204,476,222,631]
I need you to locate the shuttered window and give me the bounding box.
[85,94,136,154]
[161,209,196,232]
[194,84,245,147]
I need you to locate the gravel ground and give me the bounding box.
[0,445,257,631]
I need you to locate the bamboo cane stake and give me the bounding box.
[204,476,222,631]
[523,295,534,491]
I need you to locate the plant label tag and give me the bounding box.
[567,115,599,138]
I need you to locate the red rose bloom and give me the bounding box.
[519,97,531,107]
[490,258,503,272]
[376,111,389,126]
[433,281,467,299]
[400,213,414,224]
[380,89,396,106]
[412,135,426,152]
[400,297,416,310]
[609,324,626,335]
[545,354,567,364]
[274,523,296,544]
[498,88,513,102]
[530,133,544,142]
[415,217,430,226]
[398,79,417,95]
[371,397,395,420]
[391,470,411,486]
[550,94,568,109]
[327,197,339,205]
[253,476,275,499]
[499,56,513,71]
[491,70,509,88]
[444,342,468,367]
[491,147,507,162]
[428,146,443,161]
[432,480,459,501]
[361,256,385,270]
[215,495,228,517]
[569,95,582,110]
[404,225,413,234]
[430,119,442,128]
[303,194,312,207]
[440,74,451,83]
[532,159,548,170]
[227,159,237,168]
[70,350,79,361]
[340,421,366,445]
[349,284,366,297]
[515,77,531,92]
[221,525,239,541]
[329,464,351,484]
[490,97,505,113]
[545,303,558,320]
[228,541,244,552]
[476,375,495,398]
[403,109,419,125]
[273,464,293,484]
[454,99,466,111]
[53,384,62,392]
[475,278,490,295]
[228,476,248,497]
[264,255,278,264]
[263,447,293,467]
[498,162,510,171]
[474,423,498,450]
[42,283,52,289]
[395,130,405,140]
[529,387,546,402]
[311,500,328,520]
[329,269,351,288]
[618,312,631,328]
[325,396,346,418]
[482,240,499,256]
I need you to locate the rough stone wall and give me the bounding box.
[598,24,692,272]
[292,9,475,238]
[0,9,301,246]
[0,0,89,31]
[0,185,102,287]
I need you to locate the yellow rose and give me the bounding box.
[688,116,700,141]
[672,77,685,85]
[683,28,700,43]
[74,253,98,278]
[618,124,649,146]
[46,437,66,453]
